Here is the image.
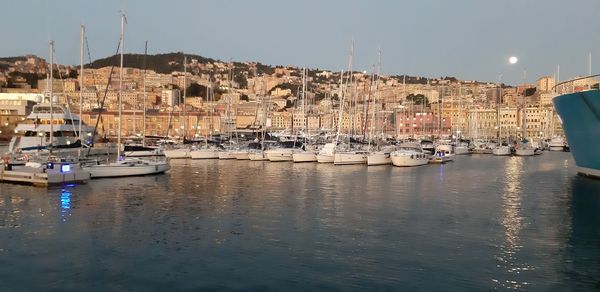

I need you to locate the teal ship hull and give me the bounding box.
[553,89,600,178]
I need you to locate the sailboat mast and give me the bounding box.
[142,41,148,146]
[79,25,84,146]
[334,70,345,147]
[458,85,462,140]
[496,74,502,144]
[521,70,526,140]
[367,66,376,149]
[117,14,125,159]
[589,53,592,76]
[303,68,308,144]
[183,55,187,140]
[49,40,54,154]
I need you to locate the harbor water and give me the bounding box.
[0,152,599,290]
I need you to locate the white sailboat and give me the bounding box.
[492,79,511,156]
[454,86,470,155]
[316,142,336,163]
[333,43,367,166]
[190,80,219,159]
[366,52,392,166]
[515,78,535,157]
[292,68,317,163]
[124,42,164,158]
[164,55,191,159]
[84,14,170,178]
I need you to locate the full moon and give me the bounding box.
[509,56,518,64]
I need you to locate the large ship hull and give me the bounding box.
[553,90,600,178]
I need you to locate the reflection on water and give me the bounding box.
[0,152,598,290]
[564,176,600,290]
[60,189,71,222]
[494,157,534,289]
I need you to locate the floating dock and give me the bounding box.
[0,162,90,187]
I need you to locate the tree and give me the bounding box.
[405,93,429,106]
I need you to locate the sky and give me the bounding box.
[3,0,600,85]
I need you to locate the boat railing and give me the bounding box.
[552,74,600,94]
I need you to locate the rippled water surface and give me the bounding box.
[1,152,599,290]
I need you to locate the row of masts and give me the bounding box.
[48,21,596,153]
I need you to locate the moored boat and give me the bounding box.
[391,144,429,167]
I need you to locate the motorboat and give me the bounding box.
[391,144,429,167]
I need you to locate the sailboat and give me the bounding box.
[190,78,220,159]
[333,43,368,165]
[84,14,170,178]
[248,87,272,161]
[163,55,192,159]
[453,85,470,155]
[124,41,164,158]
[292,68,318,163]
[514,81,535,156]
[317,71,347,163]
[493,82,511,156]
[367,51,393,166]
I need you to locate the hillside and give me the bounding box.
[87,52,216,74]
[0,56,28,63]
[86,52,275,76]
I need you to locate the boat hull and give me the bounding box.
[164,149,189,159]
[190,149,219,159]
[218,151,235,159]
[124,149,164,157]
[248,152,269,161]
[317,154,334,163]
[515,148,535,156]
[265,149,294,162]
[391,155,428,167]
[85,161,170,178]
[553,90,600,178]
[333,152,367,165]
[454,146,470,155]
[367,152,392,166]
[492,146,511,156]
[292,152,317,163]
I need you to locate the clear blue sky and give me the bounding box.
[3,0,600,85]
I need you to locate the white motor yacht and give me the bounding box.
[10,103,95,153]
[391,145,429,167]
[434,144,455,161]
[548,136,566,151]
